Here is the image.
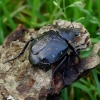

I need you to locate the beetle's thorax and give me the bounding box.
[56,28,78,43]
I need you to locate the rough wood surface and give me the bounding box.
[0,20,100,100]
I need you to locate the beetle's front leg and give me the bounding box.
[67,42,80,63]
[62,56,70,86]
[3,37,34,64]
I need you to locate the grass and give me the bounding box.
[0,0,100,100]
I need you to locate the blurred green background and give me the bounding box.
[0,0,100,100]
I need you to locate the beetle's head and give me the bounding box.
[53,19,91,51]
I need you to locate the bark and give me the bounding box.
[0,20,100,100]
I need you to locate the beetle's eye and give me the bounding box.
[74,29,79,36]
[75,32,79,36]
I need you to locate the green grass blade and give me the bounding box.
[3,5,28,23]
[61,88,68,100]
[53,0,67,18]
[1,0,16,30]
[72,82,96,100]
[96,0,100,21]
[92,69,100,96]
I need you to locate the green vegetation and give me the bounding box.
[0,0,100,100]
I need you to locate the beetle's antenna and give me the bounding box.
[70,19,74,28]
[3,37,34,64]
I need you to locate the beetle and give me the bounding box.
[4,23,80,86]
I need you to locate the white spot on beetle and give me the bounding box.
[52,55,55,57]
[61,52,63,54]
[56,48,58,50]
[54,39,55,40]
[48,48,51,50]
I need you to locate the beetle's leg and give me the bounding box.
[67,19,74,28]
[67,42,80,63]
[52,56,67,78]
[62,54,80,86]
[62,56,70,86]
[70,19,74,28]
[49,56,67,89]
[3,37,34,64]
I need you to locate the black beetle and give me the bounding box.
[4,23,80,86]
